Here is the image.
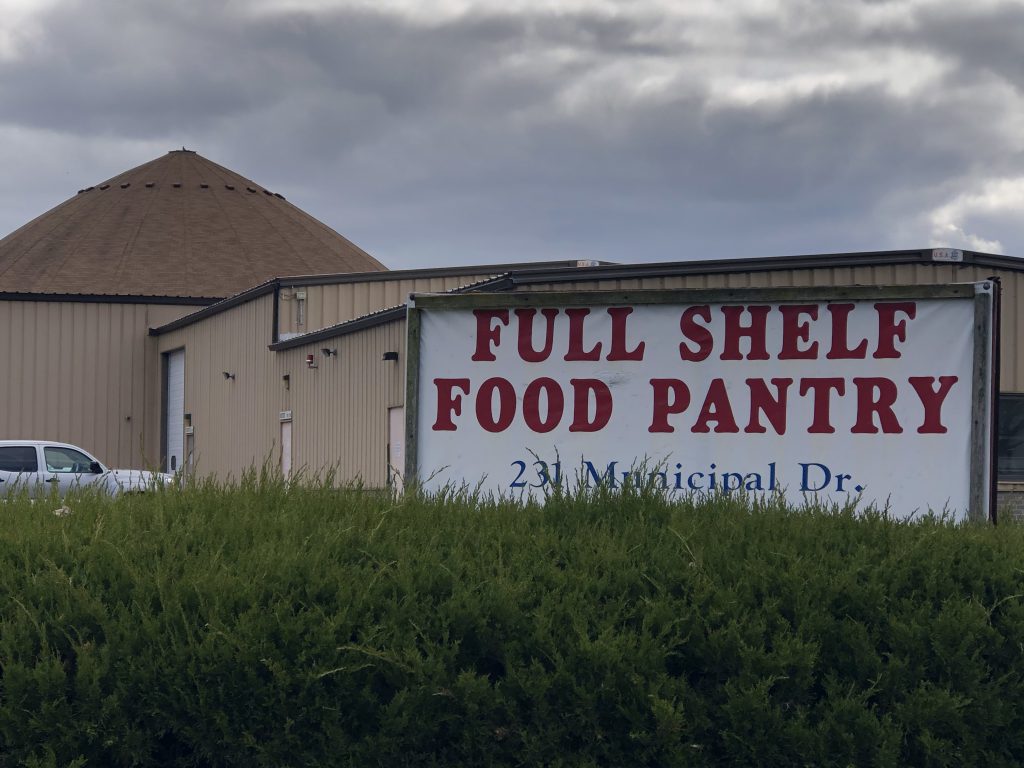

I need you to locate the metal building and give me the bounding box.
[144,248,1024,512]
[0,150,386,467]
[2,151,1024,512]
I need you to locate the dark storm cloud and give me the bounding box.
[0,2,671,137]
[1,0,1022,266]
[912,2,1024,90]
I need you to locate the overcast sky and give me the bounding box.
[1,0,1023,269]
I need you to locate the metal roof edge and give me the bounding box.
[451,274,516,293]
[148,262,593,333]
[0,292,217,306]
[268,274,514,351]
[148,248,1024,338]
[501,249,1024,285]
[276,259,612,287]
[966,252,1024,269]
[268,305,407,351]
[149,280,278,335]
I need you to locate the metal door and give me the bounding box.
[164,350,185,473]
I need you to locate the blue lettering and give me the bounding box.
[722,472,744,492]
[583,460,619,488]
[800,462,832,492]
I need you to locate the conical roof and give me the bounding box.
[0,150,387,298]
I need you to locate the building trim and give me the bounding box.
[499,249,1024,287]
[275,260,607,288]
[149,262,581,335]
[266,274,519,350]
[0,292,216,306]
[150,248,1024,338]
[149,281,278,335]
[412,282,983,311]
[268,306,407,351]
[271,283,281,345]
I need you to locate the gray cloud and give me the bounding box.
[1,0,1023,268]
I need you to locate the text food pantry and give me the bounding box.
[430,301,961,437]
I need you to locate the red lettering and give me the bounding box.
[779,305,819,360]
[679,306,712,361]
[522,377,563,433]
[692,378,740,433]
[569,379,613,432]
[826,304,868,359]
[851,377,902,434]
[745,378,793,435]
[648,379,690,433]
[799,378,845,433]
[909,375,958,433]
[874,302,916,359]
[476,377,516,432]
[721,305,770,361]
[515,308,559,363]
[606,307,645,361]
[471,309,509,362]
[564,308,602,361]
[432,378,470,431]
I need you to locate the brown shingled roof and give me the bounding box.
[0,150,387,298]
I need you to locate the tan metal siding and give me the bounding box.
[144,260,1024,485]
[279,321,406,486]
[277,273,498,336]
[515,264,1024,391]
[0,300,193,468]
[157,294,406,486]
[156,294,280,479]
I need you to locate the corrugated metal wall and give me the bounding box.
[156,294,405,485]
[155,294,280,478]
[278,322,406,486]
[278,274,496,336]
[514,264,1024,391]
[150,260,1024,487]
[0,300,195,468]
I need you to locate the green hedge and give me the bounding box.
[1,477,1023,766]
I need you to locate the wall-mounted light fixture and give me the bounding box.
[321,348,337,357]
[382,351,399,362]
[222,371,236,380]
[282,374,290,390]
[305,354,318,369]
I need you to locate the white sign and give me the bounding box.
[408,285,995,520]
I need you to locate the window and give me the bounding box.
[998,394,1024,481]
[0,446,38,473]
[44,446,94,474]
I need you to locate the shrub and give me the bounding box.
[0,477,1023,766]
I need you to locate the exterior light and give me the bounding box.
[382,351,399,362]
[222,371,235,380]
[321,348,337,357]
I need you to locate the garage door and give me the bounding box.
[164,350,185,473]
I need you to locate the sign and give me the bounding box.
[406,284,997,521]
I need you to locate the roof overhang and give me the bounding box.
[0,292,218,306]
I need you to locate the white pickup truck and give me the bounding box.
[0,440,172,497]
